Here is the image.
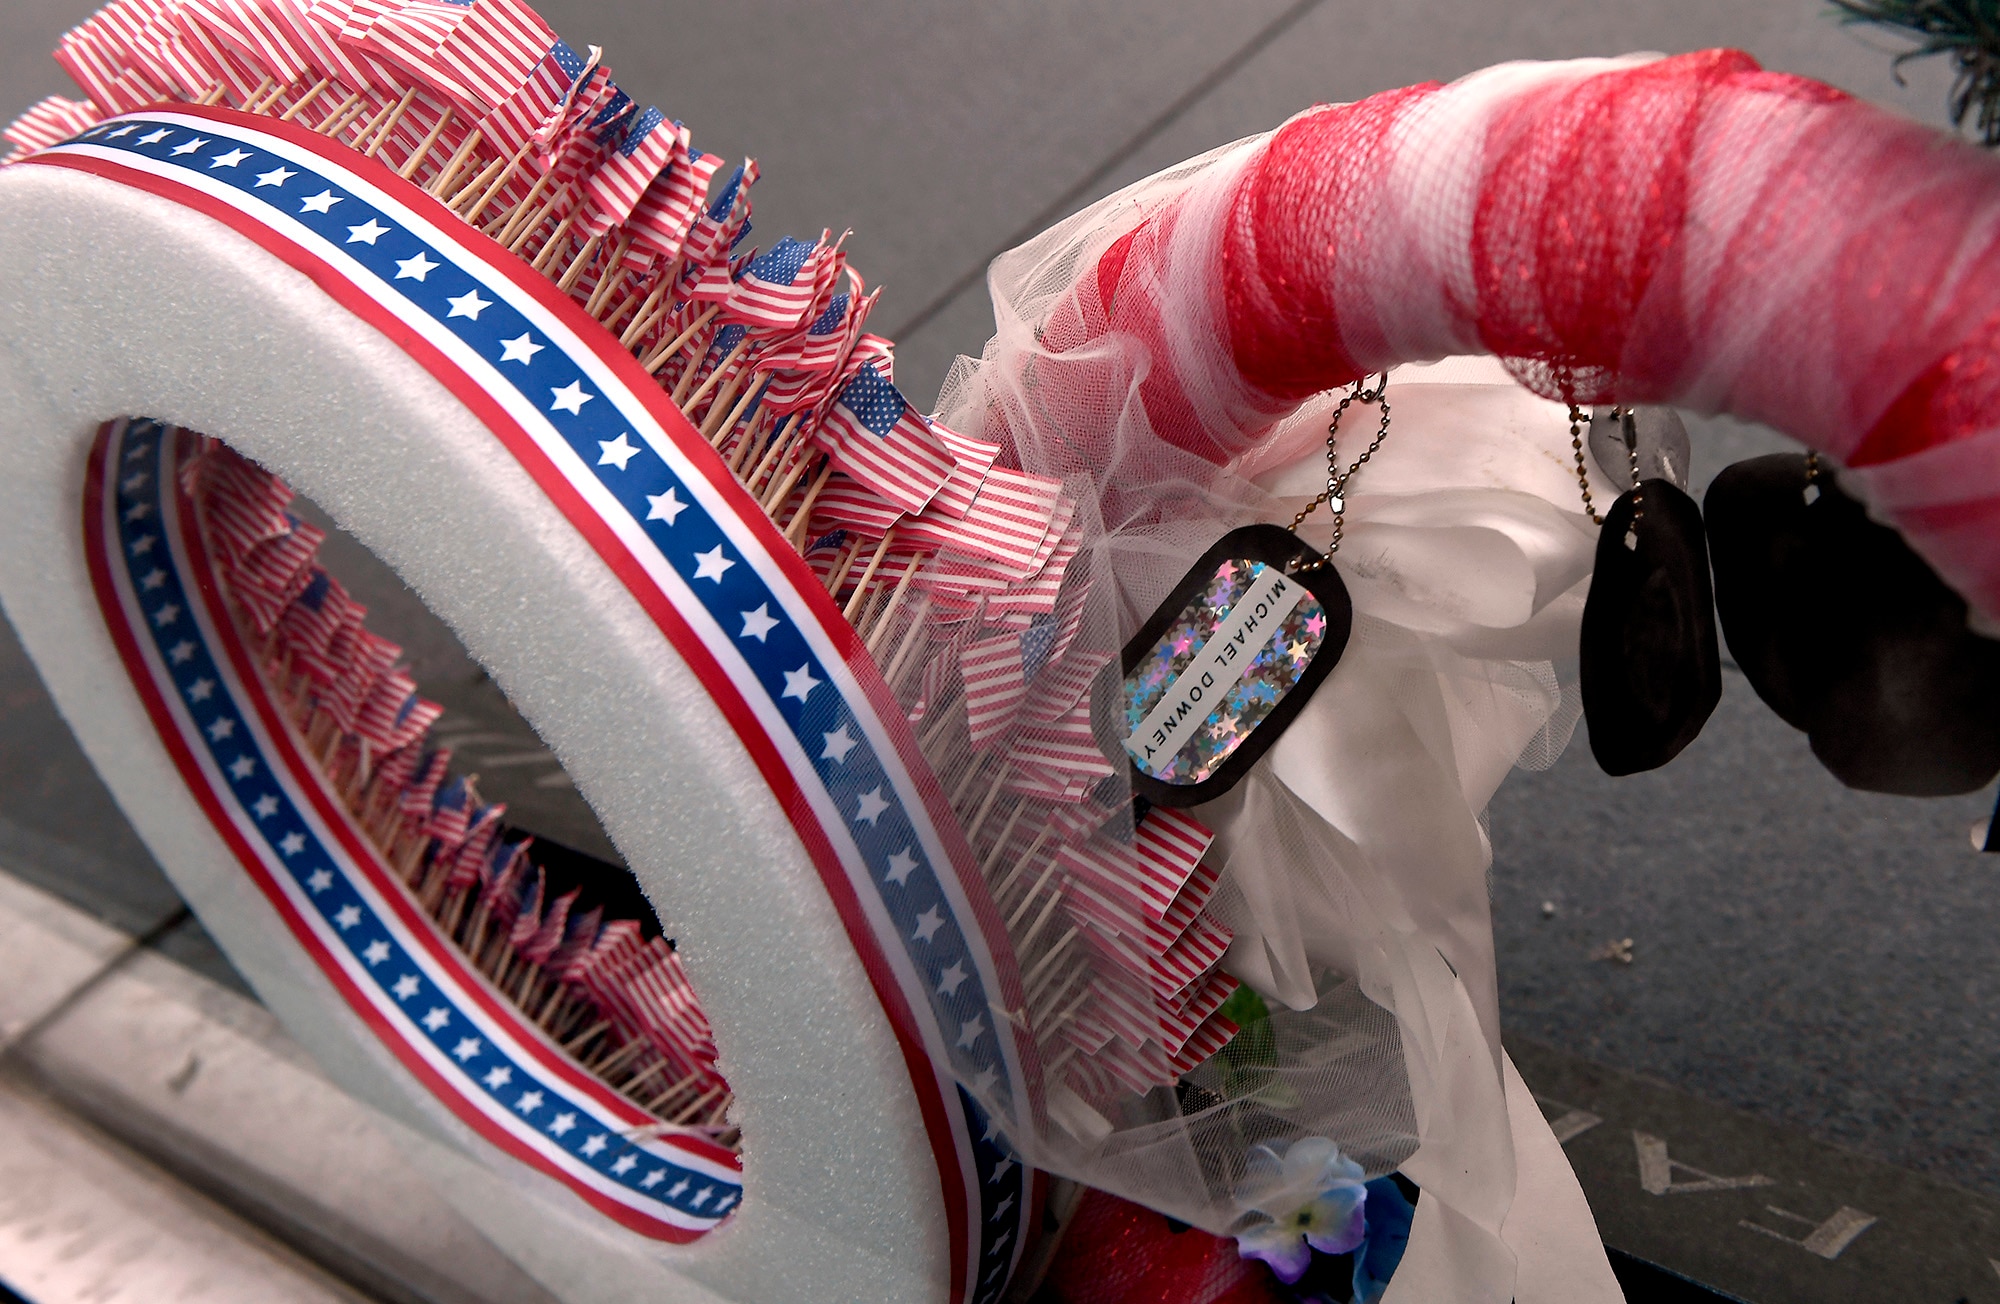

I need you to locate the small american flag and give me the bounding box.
[476,36,582,154]
[757,288,874,413]
[1061,1009,1115,1057]
[816,465,1062,576]
[182,0,313,82]
[1156,970,1236,1056]
[278,569,361,657]
[449,801,508,893]
[277,0,389,91]
[4,95,99,158]
[1155,917,1232,1001]
[153,14,251,100]
[466,820,523,908]
[348,671,413,751]
[352,666,418,747]
[575,917,642,984]
[955,611,1067,747]
[1062,837,1220,951]
[818,363,952,516]
[386,691,443,751]
[688,324,749,392]
[340,1,485,113]
[913,466,1064,574]
[924,422,1001,520]
[108,1,203,99]
[619,939,719,1069]
[1086,979,1164,1054]
[545,904,603,982]
[762,291,849,372]
[1167,1010,1239,1075]
[846,331,894,380]
[1128,807,1214,923]
[230,515,325,630]
[429,0,550,115]
[626,127,718,261]
[81,1,170,94]
[400,748,452,818]
[680,159,756,268]
[472,836,528,908]
[723,235,818,332]
[1069,883,1230,1004]
[960,628,1031,746]
[991,526,1081,622]
[1101,1045,1175,1096]
[1003,699,1115,784]
[519,884,579,965]
[1003,756,1099,803]
[426,774,473,847]
[538,63,615,182]
[1024,588,1104,724]
[580,101,673,234]
[505,865,547,949]
[326,627,400,731]
[373,739,422,791]
[685,251,738,305]
[53,18,125,111]
[198,455,293,561]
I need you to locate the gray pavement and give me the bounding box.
[0,0,1995,1291]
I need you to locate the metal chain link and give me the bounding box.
[1289,373,1391,571]
[1568,402,1646,549]
[1568,401,1605,526]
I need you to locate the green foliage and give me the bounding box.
[1216,985,1299,1109]
[1833,0,2000,143]
[1217,982,1271,1032]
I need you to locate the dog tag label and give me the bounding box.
[1104,524,1351,807]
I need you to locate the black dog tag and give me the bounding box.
[1580,479,1722,776]
[1706,453,2000,795]
[1098,525,1352,807]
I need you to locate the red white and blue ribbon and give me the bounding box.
[86,416,744,1241]
[44,107,1036,1302]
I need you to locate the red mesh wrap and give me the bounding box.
[1067,49,2000,617]
[1041,1188,1284,1304]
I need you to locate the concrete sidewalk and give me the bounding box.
[0,870,557,1304]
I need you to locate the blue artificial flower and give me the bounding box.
[1231,1137,1369,1285]
[1351,1176,1416,1304]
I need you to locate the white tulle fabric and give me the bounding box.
[942,223,1624,1301]
[934,46,2000,1295]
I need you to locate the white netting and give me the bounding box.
[922,129,1605,1285]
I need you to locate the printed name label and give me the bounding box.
[1124,562,1307,772]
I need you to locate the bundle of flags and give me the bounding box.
[185,438,729,1133]
[22,0,1088,724]
[21,0,1253,1112]
[988,797,1239,1102]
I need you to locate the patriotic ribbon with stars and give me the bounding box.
[86,417,744,1241]
[41,108,1036,1301]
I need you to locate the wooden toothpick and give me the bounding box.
[397,104,454,178]
[426,126,484,196]
[680,335,752,415]
[842,527,898,621]
[642,304,720,374]
[557,232,604,291]
[461,136,535,224]
[277,77,333,122]
[361,86,416,158]
[863,551,926,656]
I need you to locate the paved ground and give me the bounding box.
[0,0,1995,1294]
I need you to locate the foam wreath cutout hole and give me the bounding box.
[0,155,960,1304]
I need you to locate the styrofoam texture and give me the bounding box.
[0,162,947,1304]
